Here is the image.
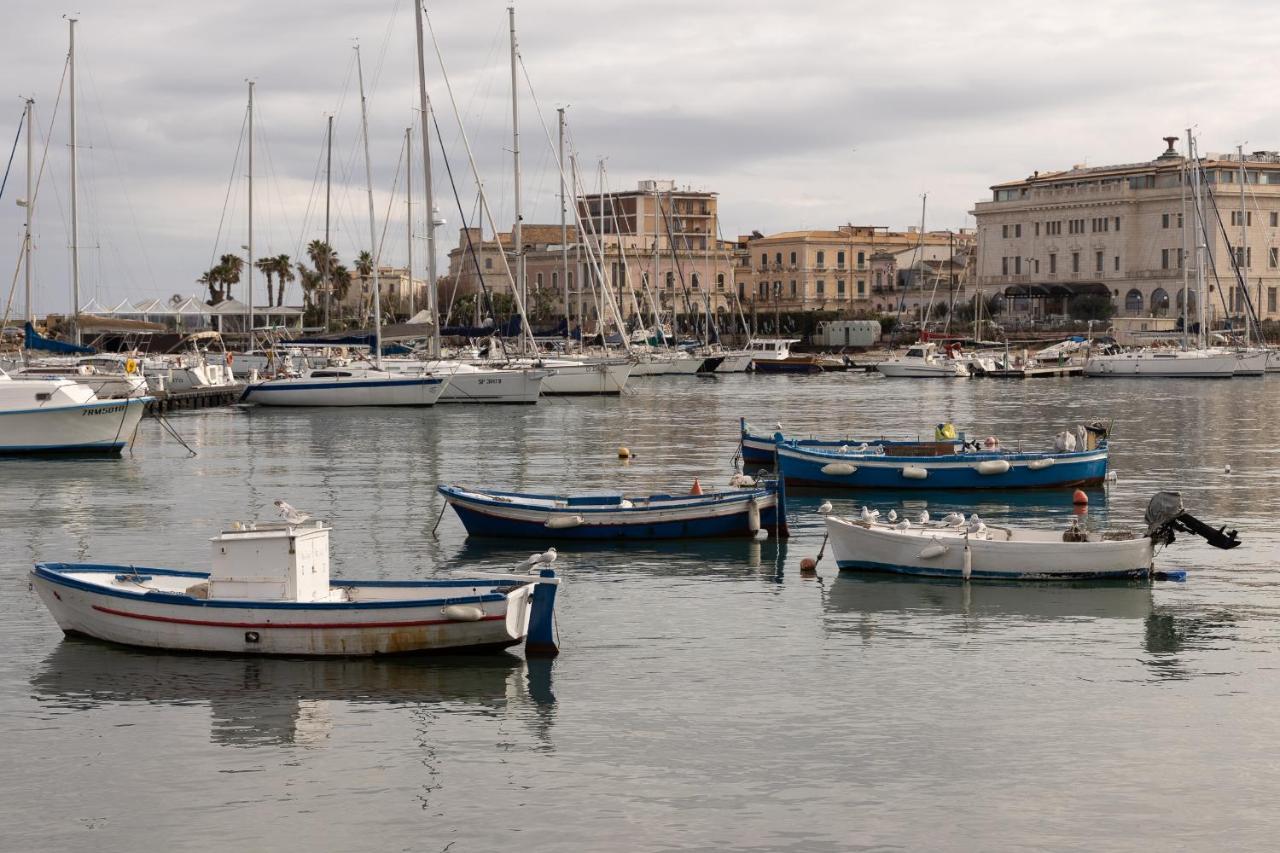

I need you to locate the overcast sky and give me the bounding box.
[3,0,1279,314]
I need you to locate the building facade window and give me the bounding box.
[1162,213,1170,229]
[857,279,865,295]
[816,250,826,267]
[484,257,493,270]
[717,273,725,290]
[1072,252,1080,273]
[1002,225,1009,238]
[1114,256,1120,271]
[857,251,865,266]
[1014,257,1022,275]
[551,271,559,290]
[1049,253,1057,274]
[816,280,825,295]
[837,280,845,296]
[837,250,846,268]
[1125,289,1144,314]
[1095,251,1104,273]
[789,251,797,266]
[1002,257,1009,275]
[1270,287,1278,313]
[1014,224,1022,237]
[1151,288,1170,317]
[1271,247,1278,268]
[1162,249,1170,269]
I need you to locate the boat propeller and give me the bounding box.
[1145,491,1240,550]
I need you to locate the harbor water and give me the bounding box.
[2,373,1278,851]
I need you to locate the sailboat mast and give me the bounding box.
[68,17,80,343]
[558,106,569,341]
[405,126,413,321]
[412,0,439,357]
[355,45,382,368]
[508,6,526,342]
[1189,130,1207,347]
[23,97,33,324]
[247,80,254,345]
[1239,143,1249,346]
[573,153,582,346]
[324,114,332,331]
[1180,147,1189,349]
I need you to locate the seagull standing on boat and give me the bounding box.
[918,510,930,525]
[887,509,898,522]
[273,500,312,525]
[942,512,965,527]
[818,501,833,515]
[518,547,558,570]
[860,507,879,522]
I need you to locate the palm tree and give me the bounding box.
[354,251,374,323]
[255,257,276,307]
[218,254,245,301]
[306,240,339,322]
[198,268,220,305]
[274,255,294,308]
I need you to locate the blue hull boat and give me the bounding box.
[738,418,961,466]
[438,482,788,540]
[775,437,1108,490]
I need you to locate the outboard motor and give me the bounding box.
[1145,491,1241,550]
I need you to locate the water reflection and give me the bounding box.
[30,639,555,748]
[1141,608,1242,681]
[823,575,1155,640]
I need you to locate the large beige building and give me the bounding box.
[733,226,974,314]
[443,180,736,326]
[972,138,1280,323]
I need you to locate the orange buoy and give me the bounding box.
[1072,489,1088,506]
[690,477,703,496]
[799,556,817,571]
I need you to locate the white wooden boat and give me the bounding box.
[876,343,970,378]
[239,367,449,407]
[0,369,150,455]
[30,506,561,656]
[824,492,1239,581]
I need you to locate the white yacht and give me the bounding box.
[1083,346,1237,378]
[876,343,970,378]
[382,359,546,404]
[12,355,148,399]
[0,368,149,454]
[239,365,450,407]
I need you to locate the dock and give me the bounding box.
[144,385,244,416]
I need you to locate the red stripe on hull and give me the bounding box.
[91,604,504,630]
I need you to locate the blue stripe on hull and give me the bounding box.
[835,559,1149,581]
[450,502,784,540]
[779,455,1107,490]
[0,441,127,456]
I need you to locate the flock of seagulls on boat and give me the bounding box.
[853,506,985,533]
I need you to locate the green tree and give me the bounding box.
[1068,294,1115,322]
[353,251,374,322]
[273,255,294,308]
[255,257,276,307]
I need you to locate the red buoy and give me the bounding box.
[690,477,703,496]
[1072,489,1088,506]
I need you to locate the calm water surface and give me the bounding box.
[2,373,1279,852]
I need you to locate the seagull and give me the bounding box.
[818,500,833,515]
[273,500,311,525]
[859,506,879,521]
[839,444,849,454]
[942,512,965,526]
[729,472,756,488]
[774,422,784,433]
[887,509,898,522]
[966,514,986,534]
[518,547,558,570]
[856,443,870,453]
[894,518,912,530]
[918,510,930,524]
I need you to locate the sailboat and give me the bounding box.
[1085,131,1239,379]
[0,22,152,454]
[241,49,450,407]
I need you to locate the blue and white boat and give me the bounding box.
[738,418,962,467]
[823,491,1239,581]
[438,481,788,540]
[0,369,150,455]
[30,504,560,657]
[774,427,1109,490]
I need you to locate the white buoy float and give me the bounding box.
[918,539,949,559]
[902,466,928,480]
[976,459,1011,475]
[821,462,857,476]
[545,515,585,529]
[1027,458,1055,470]
[747,499,761,532]
[442,604,485,622]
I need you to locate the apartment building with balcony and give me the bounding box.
[443,180,737,322]
[733,226,973,313]
[971,137,1280,324]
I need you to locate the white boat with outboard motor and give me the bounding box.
[29,500,561,656]
[876,342,970,378]
[823,492,1239,581]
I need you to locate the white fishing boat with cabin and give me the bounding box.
[30,502,561,656]
[876,342,970,378]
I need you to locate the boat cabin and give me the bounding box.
[208,520,332,602]
[746,339,800,360]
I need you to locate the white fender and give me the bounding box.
[976,459,1011,475]
[962,539,973,580]
[747,499,762,532]
[442,604,485,622]
[902,466,928,480]
[1027,458,1055,471]
[918,540,949,559]
[545,514,585,529]
[820,462,857,476]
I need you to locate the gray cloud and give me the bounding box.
[3,0,1280,314]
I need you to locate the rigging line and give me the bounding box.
[374,130,408,275]
[1204,180,1262,331]
[82,63,158,293]
[210,109,249,271]
[430,106,499,329]
[0,105,25,202]
[423,2,535,351]
[293,120,331,260]
[252,103,300,256]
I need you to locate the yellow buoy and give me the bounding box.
[617,447,632,459]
